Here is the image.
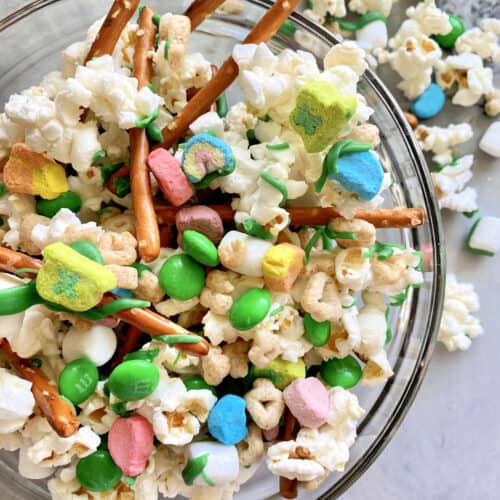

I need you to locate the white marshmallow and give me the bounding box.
[479,122,500,158]
[185,441,239,486]
[62,325,117,367]
[0,368,35,433]
[189,112,224,138]
[468,217,500,255]
[356,21,388,51]
[218,231,273,277]
[18,444,53,479]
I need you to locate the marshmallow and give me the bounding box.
[466,217,500,256]
[183,441,239,486]
[62,325,117,367]
[409,83,445,119]
[207,395,248,445]
[356,20,388,50]
[479,122,500,158]
[261,243,305,292]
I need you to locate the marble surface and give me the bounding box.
[0,1,499,499]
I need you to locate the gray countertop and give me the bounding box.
[1,1,499,500]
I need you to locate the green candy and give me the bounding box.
[69,240,104,264]
[320,355,362,389]
[278,19,296,36]
[433,15,465,49]
[130,262,153,277]
[304,313,330,347]
[108,360,160,401]
[183,375,217,396]
[159,254,205,300]
[229,288,271,331]
[58,358,99,405]
[76,450,122,492]
[182,230,219,267]
[36,192,82,218]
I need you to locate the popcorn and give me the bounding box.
[348,0,397,17]
[362,349,394,386]
[405,0,451,37]
[305,0,346,25]
[455,28,500,62]
[438,274,483,351]
[0,368,35,433]
[415,122,473,164]
[356,292,387,359]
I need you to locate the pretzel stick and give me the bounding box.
[184,0,227,30]
[279,408,299,499]
[85,0,141,62]
[0,339,80,438]
[0,248,209,356]
[159,0,301,148]
[130,6,161,262]
[155,205,426,229]
[109,324,143,369]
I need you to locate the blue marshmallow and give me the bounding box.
[409,83,445,120]
[329,151,384,201]
[207,394,248,445]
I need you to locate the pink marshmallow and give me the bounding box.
[283,377,329,429]
[262,425,280,442]
[147,148,193,206]
[108,415,154,476]
[420,242,433,271]
[176,205,224,245]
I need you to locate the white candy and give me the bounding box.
[62,325,117,367]
[479,122,500,158]
[468,217,500,255]
[18,444,53,479]
[190,111,224,138]
[0,368,35,434]
[218,231,272,277]
[0,273,27,342]
[184,441,239,486]
[356,20,388,51]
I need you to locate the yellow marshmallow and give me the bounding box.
[261,243,304,292]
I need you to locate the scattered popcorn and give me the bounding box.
[479,121,500,158]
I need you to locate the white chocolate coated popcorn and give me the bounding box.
[0,369,35,434]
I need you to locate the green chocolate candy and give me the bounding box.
[304,313,330,347]
[36,191,82,218]
[69,240,104,264]
[320,355,362,389]
[76,450,122,492]
[433,15,465,49]
[58,358,98,405]
[229,288,271,331]
[182,230,219,267]
[183,375,217,396]
[159,254,205,300]
[108,359,160,401]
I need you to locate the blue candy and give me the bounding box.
[409,83,445,120]
[207,394,248,445]
[181,133,234,184]
[329,150,384,201]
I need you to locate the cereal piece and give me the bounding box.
[97,231,137,265]
[328,218,376,248]
[248,329,282,368]
[4,143,68,200]
[36,242,116,311]
[345,123,380,146]
[485,88,500,117]
[290,81,357,153]
[19,214,49,255]
[181,133,234,185]
[301,272,342,323]
[262,243,305,292]
[335,247,372,290]
[409,83,445,119]
[183,441,239,486]
[218,230,273,277]
[207,395,248,445]
[175,205,224,244]
[479,122,500,158]
[134,270,165,303]
[108,415,154,476]
[245,378,285,430]
[147,148,194,206]
[466,217,500,256]
[62,325,117,367]
[105,264,138,289]
[283,377,329,429]
[222,340,251,378]
[236,423,265,467]
[155,296,200,317]
[101,212,136,234]
[201,346,231,386]
[262,425,280,441]
[329,151,384,201]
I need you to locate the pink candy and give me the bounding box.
[176,205,224,245]
[108,415,154,476]
[283,377,329,429]
[262,426,280,442]
[147,148,193,206]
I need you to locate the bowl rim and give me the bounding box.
[0,0,445,498]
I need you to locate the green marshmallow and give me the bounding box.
[303,313,330,347]
[229,288,271,331]
[254,357,306,390]
[58,358,98,405]
[182,230,219,267]
[290,80,357,153]
[76,450,122,492]
[320,355,362,388]
[108,359,160,401]
[159,254,205,300]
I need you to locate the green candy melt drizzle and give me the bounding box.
[334,11,387,32]
[146,122,163,143]
[270,305,285,316]
[216,93,228,118]
[182,453,210,486]
[260,172,288,207]
[99,298,150,317]
[363,241,405,260]
[164,39,172,60]
[92,150,106,163]
[0,183,9,197]
[135,107,159,128]
[240,219,274,241]
[155,334,202,345]
[266,142,289,151]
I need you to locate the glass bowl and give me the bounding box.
[0,0,445,498]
